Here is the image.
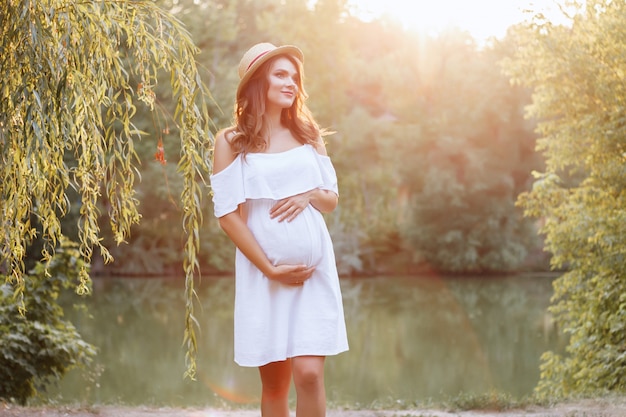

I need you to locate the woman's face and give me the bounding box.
[265,56,299,110]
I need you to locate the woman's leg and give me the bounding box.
[291,356,326,417]
[258,359,292,417]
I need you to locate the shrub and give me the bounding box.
[0,239,96,404]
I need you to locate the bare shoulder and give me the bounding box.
[212,128,237,174]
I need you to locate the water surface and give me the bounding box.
[51,274,564,407]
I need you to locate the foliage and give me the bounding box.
[0,239,96,405]
[0,0,547,404]
[247,3,541,274]
[99,0,540,276]
[0,0,212,378]
[90,0,239,276]
[370,30,540,273]
[504,0,626,397]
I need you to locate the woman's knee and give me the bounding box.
[292,356,325,389]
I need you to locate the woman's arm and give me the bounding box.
[270,188,337,222]
[308,188,338,213]
[213,131,314,284]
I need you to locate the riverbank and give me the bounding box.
[2,397,625,417]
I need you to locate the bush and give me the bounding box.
[0,239,96,404]
[506,0,626,396]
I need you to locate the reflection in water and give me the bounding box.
[49,274,564,407]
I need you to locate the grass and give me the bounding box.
[444,390,525,411]
[328,390,552,413]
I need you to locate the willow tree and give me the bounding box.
[505,1,626,396]
[0,0,212,378]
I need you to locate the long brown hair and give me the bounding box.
[226,54,323,155]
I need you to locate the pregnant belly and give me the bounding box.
[247,201,324,267]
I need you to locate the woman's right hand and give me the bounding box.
[267,264,315,286]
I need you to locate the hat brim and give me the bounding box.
[236,45,304,99]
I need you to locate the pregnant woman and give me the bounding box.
[210,42,349,417]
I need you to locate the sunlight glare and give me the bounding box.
[348,0,568,42]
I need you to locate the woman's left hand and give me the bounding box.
[270,191,313,222]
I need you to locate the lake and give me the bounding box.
[49,274,565,408]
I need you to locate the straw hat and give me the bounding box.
[237,42,304,98]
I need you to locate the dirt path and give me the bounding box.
[2,398,625,417]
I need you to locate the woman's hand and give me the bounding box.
[267,264,315,286]
[270,191,313,222]
[219,211,315,286]
[271,189,338,222]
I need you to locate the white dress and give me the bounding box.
[210,144,349,367]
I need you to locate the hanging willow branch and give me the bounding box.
[0,0,212,379]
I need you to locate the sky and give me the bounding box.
[347,0,568,43]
